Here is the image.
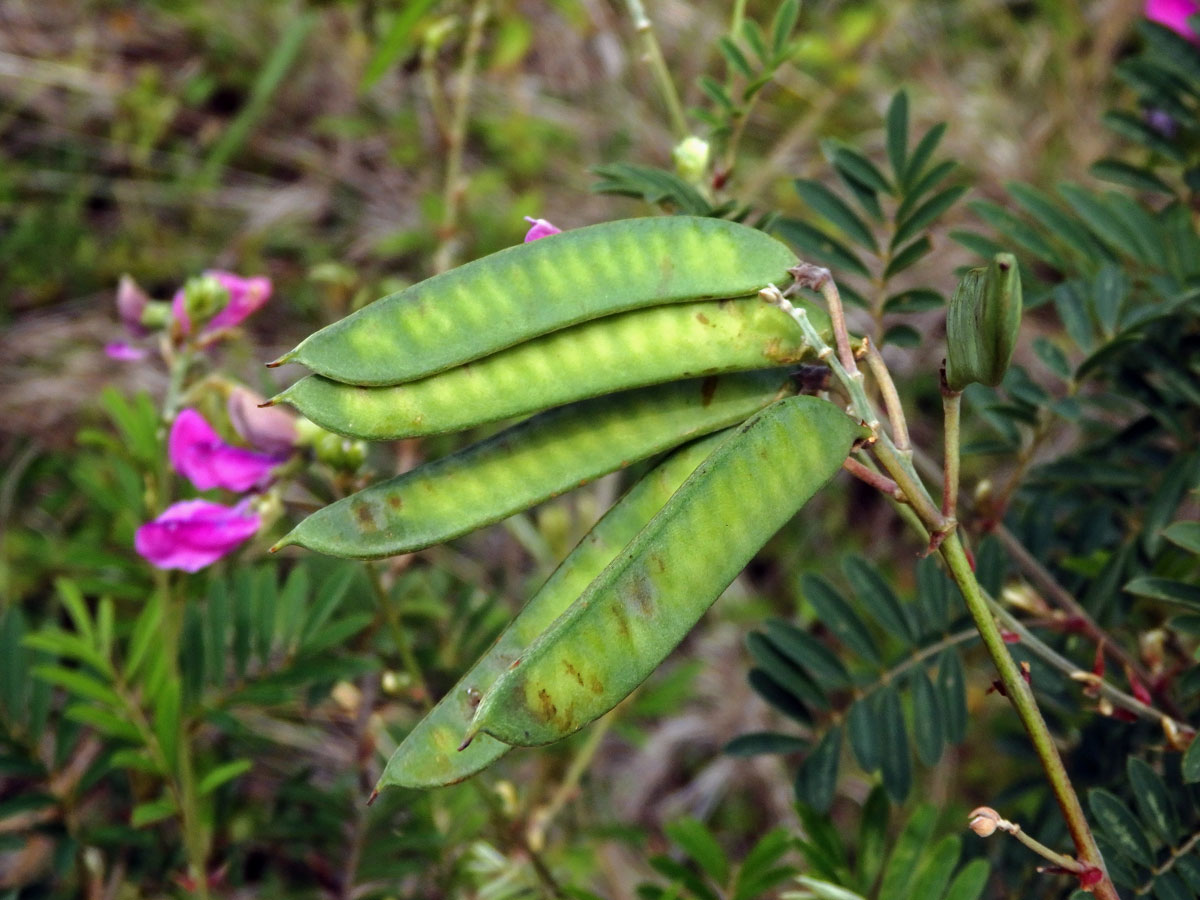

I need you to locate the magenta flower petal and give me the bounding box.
[169,408,284,492]
[135,499,260,572]
[1146,0,1200,41]
[523,216,562,242]
[206,272,272,331]
[105,342,148,361]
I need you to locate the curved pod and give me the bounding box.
[274,371,797,559]
[272,217,798,386]
[468,395,866,747]
[274,298,831,440]
[376,433,727,789]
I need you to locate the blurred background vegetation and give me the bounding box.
[4,0,1190,898]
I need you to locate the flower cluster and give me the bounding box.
[135,398,294,572]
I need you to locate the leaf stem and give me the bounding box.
[623,0,689,140]
[863,338,910,453]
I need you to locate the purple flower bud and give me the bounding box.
[169,408,285,492]
[104,342,149,362]
[227,386,297,456]
[523,216,562,242]
[135,499,260,572]
[1146,0,1200,43]
[116,275,151,337]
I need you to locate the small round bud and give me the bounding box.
[968,806,1002,837]
[672,135,711,182]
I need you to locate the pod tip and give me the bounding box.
[265,349,296,369]
[366,789,380,807]
[457,724,480,752]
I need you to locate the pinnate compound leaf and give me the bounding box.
[801,573,881,665]
[793,179,878,251]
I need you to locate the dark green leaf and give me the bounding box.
[665,817,729,886]
[801,573,881,665]
[1101,111,1186,162]
[878,686,911,803]
[1125,576,1200,610]
[949,229,1006,262]
[0,609,26,723]
[748,669,810,724]
[1154,870,1194,900]
[833,147,893,196]
[903,122,947,188]
[882,324,921,348]
[911,669,943,767]
[724,731,808,756]
[898,160,958,219]
[794,179,879,251]
[886,90,909,179]
[856,787,890,892]
[937,649,967,744]
[1128,757,1180,845]
[884,288,943,314]
[1138,21,1200,90]
[1006,181,1108,263]
[883,236,932,280]
[1053,281,1096,352]
[1176,855,1200,891]
[1089,788,1155,868]
[775,219,872,278]
[969,200,1064,269]
[1091,267,1127,338]
[847,694,881,773]
[1058,183,1145,256]
[892,185,967,249]
[795,725,842,813]
[914,556,950,630]
[1090,159,1173,195]
[1142,452,1200,557]
[746,631,828,710]
[843,557,917,643]
[763,619,851,688]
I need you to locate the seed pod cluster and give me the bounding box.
[270,216,864,789]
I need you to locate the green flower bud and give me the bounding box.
[944,252,1022,391]
[672,135,711,183]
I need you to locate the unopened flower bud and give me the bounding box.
[228,386,297,456]
[117,275,151,336]
[968,806,1002,837]
[673,135,711,182]
[945,253,1022,391]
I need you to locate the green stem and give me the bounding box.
[364,562,428,706]
[940,533,1115,898]
[941,378,961,520]
[623,0,689,140]
[432,0,490,275]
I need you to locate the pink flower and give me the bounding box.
[172,271,272,336]
[135,499,260,572]
[523,217,561,242]
[169,408,285,492]
[1146,0,1200,41]
[105,342,149,361]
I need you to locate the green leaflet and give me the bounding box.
[274,217,798,386]
[467,395,866,747]
[275,371,796,559]
[274,298,831,440]
[376,433,727,789]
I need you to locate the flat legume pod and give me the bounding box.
[273,298,830,440]
[273,370,796,559]
[375,433,726,789]
[467,395,866,747]
[271,217,798,386]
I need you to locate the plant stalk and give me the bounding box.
[623,0,689,140]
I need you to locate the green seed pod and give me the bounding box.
[944,252,1022,391]
[273,370,797,560]
[273,298,831,440]
[271,217,798,386]
[467,395,867,748]
[375,433,726,789]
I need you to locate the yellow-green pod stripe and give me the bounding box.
[468,395,866,747]
[274,217,798,386]
[275,371,796,559]
[375,433,726,790]
[274,298,830,440]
